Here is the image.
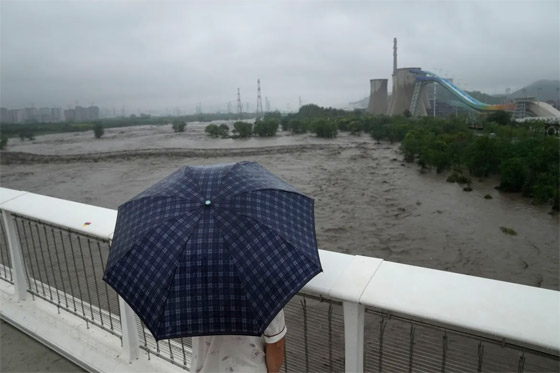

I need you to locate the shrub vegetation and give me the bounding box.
[254,119,279,137]
[93,123,104,138]
[172,120,187,132]
[205,124,230,138]
[392,115,558,210]
[311,119,338,138]
[232,121,253,138]
[0,133,7,149]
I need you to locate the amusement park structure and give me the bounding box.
[367,39,560,120]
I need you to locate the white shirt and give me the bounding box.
[191,310,286,373]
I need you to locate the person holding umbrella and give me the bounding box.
[191,309,286,372]
[104,161,322,372]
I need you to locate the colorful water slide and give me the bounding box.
[409,69,515,112]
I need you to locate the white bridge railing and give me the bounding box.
[0,187,558,372]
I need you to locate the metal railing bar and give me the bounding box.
[25,284,122,338]
[11,213,110,242]
[367,342,483,373]
[86,237,105,327]
[15,218,40,297]
[34,222,62,306]
[369,336,485,368]
[67,229,87,317]
[57,229,77,311]
[96,240,115,331]
[295,292,342,306]
[365,308,559,360]
[167,339,174,362]
[368,336,479,366]
[180,337,187,367]
[76,235,95,321]
[367,341,517,373]
[140,322,151,361]
[44,225,69,308]
[0,218,13,282]
[26,219,54,301]
[301,298,309,373]
[328,303,333,373]
[0,263,14,284]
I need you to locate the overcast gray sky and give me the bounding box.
[1,0,559,114]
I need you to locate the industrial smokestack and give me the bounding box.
[393,38,397,74]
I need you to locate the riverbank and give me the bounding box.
[1,124,558,290]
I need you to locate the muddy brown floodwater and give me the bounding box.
[1,122,558,290]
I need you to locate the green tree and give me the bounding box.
[93,123,104,138]
[18,129,35,141]
[336,118,351,132]
[311,119,337,138]
[486,110,510,126]
[172,120,187,132]
[370,122,387,144]
[264,110,282,121]
[499,158,529,192]
[0,132,8,149]
[348,121,362,135]
[205,124,230,138]
[233,121,253,138]
[386,123,411,143]
[465,136,501,177]
[401,130,424,162]
[290,119,307,134]
[218,124,230,138]
[254,119,279,137]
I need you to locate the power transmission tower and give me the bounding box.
[237,88,242,120]
[256,79,263,120]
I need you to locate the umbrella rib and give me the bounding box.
[214,162,243,195]
[223,244,261,333]
[215,212,321,335]
[152,214,205,337]
[214,207,320,266]
[217,188,309,202]
[122,194,201,208]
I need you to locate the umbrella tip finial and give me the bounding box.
[205,200,212,206]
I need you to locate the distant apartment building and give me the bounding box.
[64,105,100,121]
[0,105,99,123]
[63,108,75,122]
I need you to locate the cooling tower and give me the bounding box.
[367,79,388,115]
[387,67,421,116]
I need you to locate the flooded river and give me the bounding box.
[1,122,558,290]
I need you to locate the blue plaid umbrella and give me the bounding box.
[103,161,322,340]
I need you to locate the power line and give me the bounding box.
[236,88,243,120]
[256,78,263,120]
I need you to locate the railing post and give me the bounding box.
[119,296,140,362]
[343,301,365,373]
[2,211,28,301]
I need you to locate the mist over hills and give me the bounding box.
[349,79,560,109]
[507,80,560,101]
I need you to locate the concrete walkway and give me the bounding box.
[1,319,85,372]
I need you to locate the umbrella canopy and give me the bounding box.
[103,161,322,340]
